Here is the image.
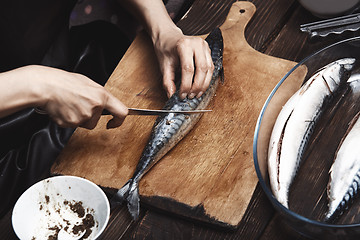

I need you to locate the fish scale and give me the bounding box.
[112,28,224,219]
[326,171,360,222]
[326,110,360,222]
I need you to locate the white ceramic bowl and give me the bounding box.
[12,175,110,240]
[298,0,360,18]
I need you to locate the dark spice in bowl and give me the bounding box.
[33,196,97,240]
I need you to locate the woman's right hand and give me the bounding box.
[0,65,128,129]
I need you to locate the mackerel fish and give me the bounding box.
[268,58,355,208]
[113,28,224,219]
[326,111,360,222]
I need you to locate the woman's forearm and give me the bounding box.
[119,0,180,42]
[0,65,128,129]
[0,66,46,118]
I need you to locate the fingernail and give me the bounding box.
[180,93,187,99]
[189,93,196,99]
[168,89,175,98]
[196,91,203,98]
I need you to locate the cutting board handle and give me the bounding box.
[220,1,256,33]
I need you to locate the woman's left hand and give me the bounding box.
[120,0,214,99]
[153,26,214,99]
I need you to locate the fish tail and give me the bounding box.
[276,192,289,209]
[324,211,337,223]
[325,172,360,223]
[111,179,140,220]
[324,204,344,223]
[113,179,132,203]
[126,182,140,220]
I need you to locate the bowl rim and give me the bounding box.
[11,175,110,239]
[297,0,360,18]
[253,36,360,228]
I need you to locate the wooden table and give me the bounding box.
[1,0,359,239]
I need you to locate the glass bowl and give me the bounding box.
[297,0,360,18]
[253,36,360,239]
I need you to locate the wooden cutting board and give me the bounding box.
[51,1,306,229]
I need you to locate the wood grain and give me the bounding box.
[0,0,333,240]
[131,186,274,240]
[255,3,360,239]
[51,1,307,229]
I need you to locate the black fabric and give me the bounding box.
[0,18,130,217]
[0,109,74,217]
[0,0,77,72]
[69,20,131,85]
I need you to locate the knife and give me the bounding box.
[127,108,212,115]
[34,107,211,116]
[103,108,212,116]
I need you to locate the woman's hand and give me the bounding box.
[153,26,214,99]
[39,67,128,129]
[0,65,128,129]
[120,0,214,99]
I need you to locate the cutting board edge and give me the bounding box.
[140,195,239,230]
[50,0,304,229]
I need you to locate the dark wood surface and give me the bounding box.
[2,0,359,239]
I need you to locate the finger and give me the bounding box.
[197,47,214,98]
[177,41,195,99]
[80,112,102,129]
[106,116,126,129]
[103,93,128,129]
[162,62,177,98]
[190,47,210,98]
[79,106,103,130]
[104,93,128,117]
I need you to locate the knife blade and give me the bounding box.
[102,108,212,116]
[128,108,212,115]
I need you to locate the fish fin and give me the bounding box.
[220,66,225,85]
[110,179,141,219]
[213,56,225,85]
[127,182,140,220]
[324,212,336,223]
[277,193,289,209]
[324,204,343,223]
[110,180,132,206]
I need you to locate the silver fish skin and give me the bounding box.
[268,58,355,208]
[347,73,360,93]
[113,28,224,220]
[325,111,360,222]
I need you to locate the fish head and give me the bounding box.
[322,58,356,89]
